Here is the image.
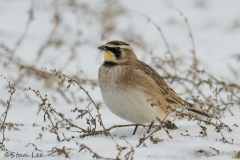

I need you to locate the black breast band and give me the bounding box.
[103,61,119,67]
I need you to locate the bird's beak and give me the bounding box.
[98,45,105,51]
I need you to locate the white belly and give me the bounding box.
[101,88,163,124]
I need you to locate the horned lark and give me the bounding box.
[98,40,210,134]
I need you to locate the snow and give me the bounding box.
[0,0,240,160]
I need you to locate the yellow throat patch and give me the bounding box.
[104,51,116,62]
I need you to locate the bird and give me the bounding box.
[98,40,211,135]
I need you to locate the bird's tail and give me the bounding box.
[184,100,211,118]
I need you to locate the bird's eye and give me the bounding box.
[116,47,121,51]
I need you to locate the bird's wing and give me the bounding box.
[135,60,186,106]
[134,60,211,117]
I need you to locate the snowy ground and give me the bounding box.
[0,0,240,160]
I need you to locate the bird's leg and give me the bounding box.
[147,121,154,133]
[132,124,139,135]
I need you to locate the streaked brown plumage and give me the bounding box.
[98,40,210,127]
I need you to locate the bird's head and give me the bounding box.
[98,40,137,65]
